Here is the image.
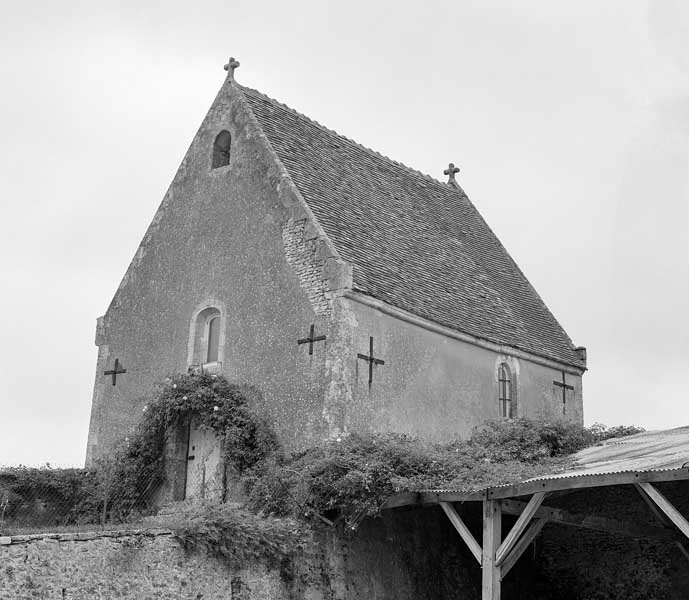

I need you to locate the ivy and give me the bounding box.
[102,372,280,516]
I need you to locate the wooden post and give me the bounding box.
[482,499,502,600]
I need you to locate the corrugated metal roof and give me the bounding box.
[528,425,689,480]
[386,427,689,506]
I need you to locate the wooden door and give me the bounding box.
[184,417,223,500]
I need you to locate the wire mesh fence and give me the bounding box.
[0,465,164,536]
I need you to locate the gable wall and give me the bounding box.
[340,296,583,440]
[86,82,343,463]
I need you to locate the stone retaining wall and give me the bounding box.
[0,529,285,600]
[0,508,478,600]
[2,495,687,600]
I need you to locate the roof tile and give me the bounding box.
[240,85,584,369]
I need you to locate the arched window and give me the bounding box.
[206,315,220,363]
[498,363,513,418]
[188,305,224,373]
[211,130,231,169]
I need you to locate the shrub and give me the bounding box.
[587,422,645,442]
[152,501,305,572]
[1,397,646,537]
[243,419,646,529]
[0,467,101,530]
[470,417,594,461]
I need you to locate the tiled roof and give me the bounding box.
[240,85,584,369]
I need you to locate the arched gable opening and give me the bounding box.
[211,130,231,169]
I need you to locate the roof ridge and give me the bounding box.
[238,84,454,190]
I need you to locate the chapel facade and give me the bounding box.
[86,59,587,480]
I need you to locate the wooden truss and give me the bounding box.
[438,482,689,600]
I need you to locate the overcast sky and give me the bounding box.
[1,1,687,466]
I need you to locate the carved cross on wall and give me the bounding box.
[444,162,460,185]
[357,336,385,387]
[297,324,326,355]
[104,358,127,386]
[553,371,574,415]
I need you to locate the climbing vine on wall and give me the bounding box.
[145,372,279,472]
[101,372,280,517]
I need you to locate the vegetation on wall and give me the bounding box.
[0,467,100,529]
[153,501,305,573]
[0,375,657,597]
[99,372,280,519]
[242,418,644,529]
[0,373,279,532]
[0,372,645,541]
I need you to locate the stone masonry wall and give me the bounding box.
[0,508,481,600]
[282,218,331,317]
[2,494,688,600]
[0,530,284,600]
[531,483,689,600]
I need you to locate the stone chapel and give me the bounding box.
[86,59,587,476]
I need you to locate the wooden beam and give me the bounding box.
[400,469,689,504]
[496,492,546,565]
[500,518,546,580]
[486,469,689,500]
[634,483,670,525]
[638,482,689,539]
[439,502,482,565]
[482,500,502,600]
[500,498,683,542]
[635,483,689,564]
[381,469,689,509]
[678,542,689,563]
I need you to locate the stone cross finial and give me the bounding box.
[444,163,460,185]
[224,57,240,79]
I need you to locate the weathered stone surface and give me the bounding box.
[0,510,480,600]
[86,78,334,464]
[2,493,687,599]
[0,529,284,600]
[346,297,584,441]
[85,75,585,470]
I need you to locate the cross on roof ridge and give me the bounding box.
[224,57,240,79]
[444,162,460,185]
